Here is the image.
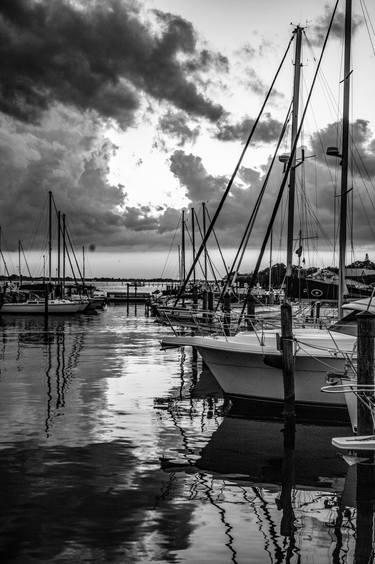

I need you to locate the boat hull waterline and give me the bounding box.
[162,330,357,418]
[0,300,86,314]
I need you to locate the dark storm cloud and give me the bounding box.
[123,206,159,231]
[170,150,228,202]
[216,113,283,144]
[168,148,283,248]
[0,108,126,250]
[158,111,200,146]
[0,0,225,125]
[310,119,375,176]
[309,4,362,45]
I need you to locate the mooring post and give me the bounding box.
[357,310,375,436]
[202,289,208,321]
[192,285,198,310]
[223,292,231,336]
[246,295,255,330]
[315,301,321,320]
[207,290,214,324]
[281,302,295,419]
[310,301,315,319]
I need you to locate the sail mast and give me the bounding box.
[286,25,303,278]
[48,190,52,284]
[338,0,352,317]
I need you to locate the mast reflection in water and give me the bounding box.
[0,306,373,562]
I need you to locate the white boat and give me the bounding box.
[331,435,375,451]
[162,327,356,418]
[0,297,85,314]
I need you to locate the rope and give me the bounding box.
[173,32,295,306]
[239,0,340,325]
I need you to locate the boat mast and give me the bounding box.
[202,202,208,283]
[18,239,22,286]
[62,213,66,296]
[82,245,85,288]
[57,210,61,289]
[191,208,196,285]
[48,190,52,285]
[338,0,352,318]
[181,210,186,286]
[286,25,303,279]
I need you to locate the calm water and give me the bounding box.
[0,306,373,563]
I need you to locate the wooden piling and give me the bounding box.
[223,292,231,336]
[281,302,295,419]
[202,289,208,321]
[192,285,198,309]
[246,295,255,330]
[315,301,321,320]
[207,290,214,323]
[356,311,375,436]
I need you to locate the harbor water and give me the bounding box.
[0,305,372,563]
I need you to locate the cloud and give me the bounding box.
[0,106,125,250]
[123,206,159,231]
[309,4,362,46]
[157,111,200,147]
[310,118,375,176]
[0,0,225,126]
[215,112,283,144]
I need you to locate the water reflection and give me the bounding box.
[0,309,375,562]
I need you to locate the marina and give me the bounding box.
[2,0,375,561]
[0,303,374,563]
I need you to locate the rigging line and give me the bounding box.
[360,0,375,56]
[173,32,296,306]
[303,32,342,121]
[193,212,221,287]
[160,217,181,279]
[353,180,375,241]
[297,183,335,252]
[239,0,340,324]
[184,221,208,282]
[0,250,10,277]
[20,241,32,278]
[362,0,375,38]
[205,208,229,276]
[65,221,84,285]
[215,101,293,311]
[192,208,212,280]
[351,140,375,198]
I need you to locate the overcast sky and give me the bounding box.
[1,0,375,278]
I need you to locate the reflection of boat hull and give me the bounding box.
[197,416,350,490]
[162,330,356,423]
[197,345,349,422]
[0,300,85,314]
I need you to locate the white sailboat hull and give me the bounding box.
[0,300,84,314]
[197,344,347,408]
[162,329,356,415]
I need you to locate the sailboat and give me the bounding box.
[162,1,371,418]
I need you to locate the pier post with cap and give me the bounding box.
[356,310,375,436]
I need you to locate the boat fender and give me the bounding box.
[263,354,283,370]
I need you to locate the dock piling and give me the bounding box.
[356,311,375,436]
[281,302,295,419]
